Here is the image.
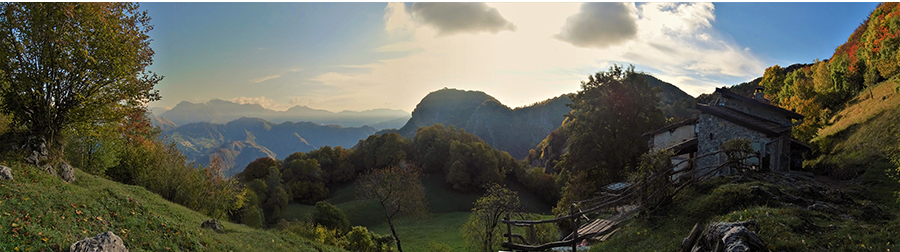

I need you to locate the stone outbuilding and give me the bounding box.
[644,86,811,178]
[643,117,698,179]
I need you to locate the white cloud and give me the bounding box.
[556,3,639,49]
[638,2,715,35]
[251,74,281,84]
[250,68,301,84]
[229,96,291,111]
[384,2,415,35]
[409,2,516,35]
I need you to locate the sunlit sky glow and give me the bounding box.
[143,2,878,113]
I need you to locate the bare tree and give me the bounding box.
[356,162,428,252]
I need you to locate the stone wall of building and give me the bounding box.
[696,113,772,177]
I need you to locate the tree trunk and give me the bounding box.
[388,218,402,252]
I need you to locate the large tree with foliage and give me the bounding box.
[356,162,427,252]
[557,64,665,208]
[0,3,160,158]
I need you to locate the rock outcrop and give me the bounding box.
[23,138,49,166]
[201,219,224,233]
[70,231,128,252]
[20,137,75,183]
[0,165,12,180]
[682,220,769,252]
[59,161,75,183]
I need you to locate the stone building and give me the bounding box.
[642,117,698,178]
[644,86,810,178]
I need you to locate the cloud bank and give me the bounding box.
[556,3,638,49]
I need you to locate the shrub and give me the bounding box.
[108,131,245,221]
[314,201,350,234]
[346,226,395,252]
[63,124,121,176]
[240,205,265,228]
[315,224,349,248]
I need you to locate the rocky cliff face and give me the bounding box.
[388,88,572,159]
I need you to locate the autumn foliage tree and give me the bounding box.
[0,3,161,160]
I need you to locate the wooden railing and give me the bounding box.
[501,149,760,251]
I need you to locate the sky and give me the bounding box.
[141,2,879,113]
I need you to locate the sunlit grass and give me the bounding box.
[816,79,900,140]
[0,160,343,252]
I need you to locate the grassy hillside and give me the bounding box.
[809,78,900,179]
[590,79,900,251]
[280,173,554,251]
[0,160,344,252]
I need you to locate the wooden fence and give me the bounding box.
[501,149,760,251]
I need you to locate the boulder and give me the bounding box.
[40,164,57,177]
[0,165,12,180]
[684,221,768,252]
[201,219,224,232]
[59,161,75,183]
[24,138,49,166]
[70,231,128,252]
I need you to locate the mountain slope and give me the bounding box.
[393,75,696,160]
[168,117,376,176]
[157,99,408,130]
[0,160,345,251]
[389,88,573,159]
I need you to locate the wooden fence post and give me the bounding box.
[505,212,512,244]
[571,203,578,252]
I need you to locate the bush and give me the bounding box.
[240,205,265,228]
[277,220,394,252]
[346,226,395,252]
[315,224,349,248]
[275,219,317,240]
[63,124,121,176]
[511,164,561,205]
[314,201,350,234]
[108,131,246,221]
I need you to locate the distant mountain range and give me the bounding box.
[168,117,377,176]
[150,99,410,130]
[161,73,696,175]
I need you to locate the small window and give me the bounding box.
[709,133,714,140]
